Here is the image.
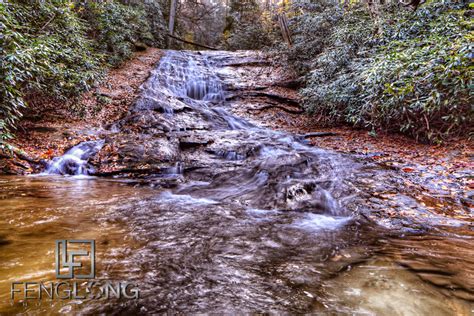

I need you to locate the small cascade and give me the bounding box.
[212,108,254,130]
[163,162,185,175]
[128,50,354,218]
[154,52,225,102]
[320,190,341,216]
[44,140,104,176]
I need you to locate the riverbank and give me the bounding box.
[223,55,473,228]
[239,105,473,224]
[0,48,163,175]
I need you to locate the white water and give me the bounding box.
[44,140,104,175]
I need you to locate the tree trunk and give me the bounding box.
[278,14,292,47]
[167,34,218,50]
[168,0,178,48]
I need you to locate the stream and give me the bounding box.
[0,50,472,315]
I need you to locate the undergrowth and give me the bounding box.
[0,0,166,143]
[279,0,473,142]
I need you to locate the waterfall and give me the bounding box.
[42,50,350,218]
[44,140,104,176]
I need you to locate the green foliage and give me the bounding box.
[142,1,167,49]
[286,1,473,142]
[225,21,274,50]
[0,1,103,141]
[0,0,167,141]
[81,2,165,66]
[224,0,277,50]
[277,1,351,74]
[297,2,374,124]
[358,3,473,141]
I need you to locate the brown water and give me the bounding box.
[0,176,155,314]
[0,176,472,315]
[0,51,473,314]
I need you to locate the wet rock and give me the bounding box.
[0,145,42,175]
[133,96,192,114]
[45,50,472,234]
[92,133,180,175]
[179,137,213,150]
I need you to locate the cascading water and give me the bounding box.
[132,51,348,217]
[134,51,252,130]
[44,140,104,175]
[133,50,351,218]
[158,53,225,102]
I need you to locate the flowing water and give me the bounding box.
[44,141,105,176]
[0,51,472,315]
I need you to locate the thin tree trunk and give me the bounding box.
[168,0,178,48]
[278,14,292,47]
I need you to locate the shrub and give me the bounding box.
[358,2,473,141]
[224,0,277,50]
[0,1,103,141]
[81,2,164,66]
[0,0,167,142]
[283,0,473,142]
[296,2,373,123]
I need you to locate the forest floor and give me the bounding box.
[0,48,163,174]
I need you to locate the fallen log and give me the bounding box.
[227,91,300,106]
[167,34,218,51]
[303,132,339,138]
[249,105,303,115]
